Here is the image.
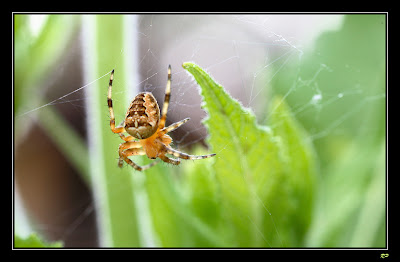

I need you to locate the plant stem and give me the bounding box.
[82,14,142,247]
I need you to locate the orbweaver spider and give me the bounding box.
[107,65,216,171]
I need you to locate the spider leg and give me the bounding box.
[118,141,142,170]
[119,151,159,171]
[118,133,135,142]
[118,148,145,168]
[159,154,180,165]
[119,148,160,170]
[159,65,172,129]
[161,144,216,160]
[111,120,133,141]
[119,141,142,150]
[118,141,159,171]
[159,117,190,136]
[108,69,125,134]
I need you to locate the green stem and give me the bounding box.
[82,14,142,247]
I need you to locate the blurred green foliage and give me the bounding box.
[14,15,79,116]
[15,233,62,248]
[271,14,386,247]
[272,15,385,163]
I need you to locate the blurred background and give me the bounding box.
[14,14,386,247]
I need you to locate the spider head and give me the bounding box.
[124,92,160,139]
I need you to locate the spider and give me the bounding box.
[107,65,216,171]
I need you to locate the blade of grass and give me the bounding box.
[348,140,386,247]
[82,14,142,247]
[306,140,386,247]
[37,105,90,185]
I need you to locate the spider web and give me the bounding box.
[14,14,386,247]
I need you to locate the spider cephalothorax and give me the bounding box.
[107,65,216,171]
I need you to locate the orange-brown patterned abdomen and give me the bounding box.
[124,92,160,139]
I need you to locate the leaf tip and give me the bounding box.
[182,62,195,69]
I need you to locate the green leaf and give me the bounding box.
[184,148,221,230]
[145,160,228,247]
[15,233,63,248]
[267,97,317,246]
[183,62,316,247]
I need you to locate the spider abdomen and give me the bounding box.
[124,92,160,139]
